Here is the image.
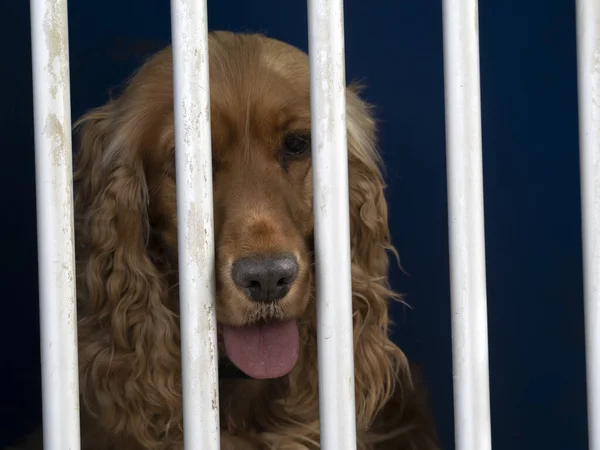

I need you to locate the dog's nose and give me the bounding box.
[231,254,299,303]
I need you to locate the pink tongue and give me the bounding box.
[222,320,299,379]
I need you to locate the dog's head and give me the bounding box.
[75,31,405,446]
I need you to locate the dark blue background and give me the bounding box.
[0,1,588,449]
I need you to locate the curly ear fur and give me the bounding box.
[73,80,182,448]
[345,87,439,449]
[345,86,408,429]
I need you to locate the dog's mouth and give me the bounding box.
[220,319,299,379]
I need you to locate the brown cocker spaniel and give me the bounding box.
[45,31,439,450]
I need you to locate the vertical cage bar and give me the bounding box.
[441,1,493,450]
[171,1,220,448]
[576,0,600,449]
[30,0,81,448]
[307,0,357,448]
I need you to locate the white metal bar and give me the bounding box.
[441,1,493,450]
[307,1,357,448]
[30,0,81,448]
[171,1,220,449]
[576,1,600,449]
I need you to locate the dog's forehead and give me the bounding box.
[207,52,311,158]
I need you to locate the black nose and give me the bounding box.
[231,254,299,303]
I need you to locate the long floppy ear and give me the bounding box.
[73,89,182,447]
[345,85,409,430]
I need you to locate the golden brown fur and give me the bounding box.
[40,31,439,449]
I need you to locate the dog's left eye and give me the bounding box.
[283,133,311,156]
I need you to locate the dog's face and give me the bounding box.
[142,33,316,379]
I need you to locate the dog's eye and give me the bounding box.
[283,133,311,156]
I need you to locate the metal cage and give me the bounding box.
[29,0,599,448]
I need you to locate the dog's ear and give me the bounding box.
[73,50,183,447]
[345,85,409,429]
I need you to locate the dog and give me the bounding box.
[9,31,440,450]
